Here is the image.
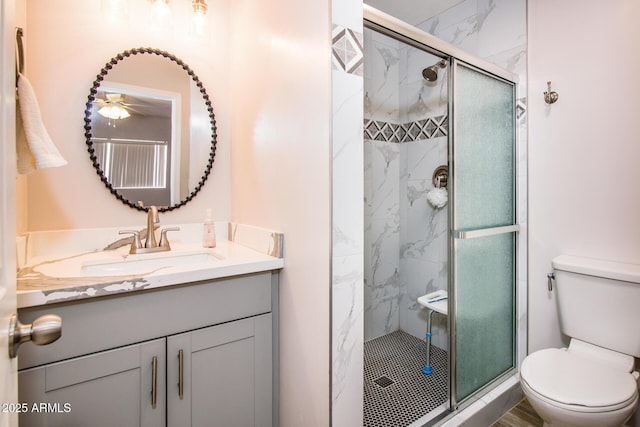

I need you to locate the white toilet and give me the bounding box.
[520,255,640,427]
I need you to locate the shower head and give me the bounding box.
[422,59,447,82]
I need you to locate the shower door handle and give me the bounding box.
[454,224,520,240]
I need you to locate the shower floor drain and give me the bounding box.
[373,376,394,388]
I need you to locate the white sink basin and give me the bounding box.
[81,249,225,276]
[33,248,225,278]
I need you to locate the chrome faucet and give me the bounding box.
[119,206,180,254]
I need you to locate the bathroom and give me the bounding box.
[1,1,639,427]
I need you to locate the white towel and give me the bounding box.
[16,72,67,174]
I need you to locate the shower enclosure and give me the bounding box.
[363,11,518,427]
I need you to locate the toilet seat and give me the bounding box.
[521,348,639,411]
[521,378,638,415]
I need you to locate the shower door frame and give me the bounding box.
[363,3,521,419]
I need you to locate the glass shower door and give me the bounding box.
[449,61,517,406]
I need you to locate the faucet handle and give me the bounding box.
[119,230,142,254]
[159,227,180,250]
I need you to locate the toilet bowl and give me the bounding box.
[520,344,639,427]
[520,255,640,427]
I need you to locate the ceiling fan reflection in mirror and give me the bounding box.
[93,86,173,128]
[96,93,131,123]
[94,91,166,128]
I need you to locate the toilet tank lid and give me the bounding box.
[553,255,640,284]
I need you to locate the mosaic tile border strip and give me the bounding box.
[364,97,527,144]
[364,115,449,143]
[332,24,364,76]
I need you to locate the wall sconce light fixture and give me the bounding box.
[101,0,130,24]
[98,0,212,38]
[192,0,208,15]
[191,0,208,36]
[149,0,173,30]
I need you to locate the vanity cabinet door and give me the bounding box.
[19,338,166,427]
[167,314,273,427]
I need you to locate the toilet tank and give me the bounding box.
[552,255,640,358]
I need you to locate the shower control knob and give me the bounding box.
[8,313,62,358]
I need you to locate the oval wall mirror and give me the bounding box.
[84,47,216,212]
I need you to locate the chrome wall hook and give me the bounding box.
[544,81,558,104]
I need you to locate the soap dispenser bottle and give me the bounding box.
[202,209,216,248]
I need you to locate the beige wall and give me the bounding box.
[528,1,640,351]
[229,1,332,425]
[18,0,332,424]
[18,0,231,231]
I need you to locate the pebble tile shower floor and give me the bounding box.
[364,330,448,427]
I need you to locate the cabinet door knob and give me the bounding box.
[8,314,62,358]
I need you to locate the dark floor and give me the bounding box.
[491,398,544,427]
[363,330,544,427]
[364,330,448,427]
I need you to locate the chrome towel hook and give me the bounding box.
[544,81,558,104]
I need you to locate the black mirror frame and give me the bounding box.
[83,47,217,213]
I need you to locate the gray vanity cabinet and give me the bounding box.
[167,314,272,427]
[17,272,278,427]
[18,338,167,427]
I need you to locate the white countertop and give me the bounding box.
[17,222,284,309]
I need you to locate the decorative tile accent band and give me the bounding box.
[364,97,527,143]
[332,24,364,76]
[364,115,449,143]
[516,98,527,121]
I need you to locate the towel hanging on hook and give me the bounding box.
[14,26,68,174]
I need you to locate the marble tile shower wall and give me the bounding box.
[363,29,449,349]
[331,1,365,424]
